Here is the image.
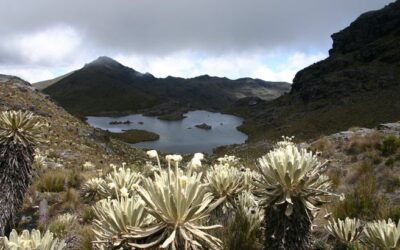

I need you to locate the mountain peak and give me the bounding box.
[86,56,123,68]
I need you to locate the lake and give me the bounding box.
[86,110,247,154]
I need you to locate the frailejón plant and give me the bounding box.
[82,177,107,200]
[0,111,43,236]
[2,229,65,250]
[364,219,400,249]
[254,141,338,249]
[120,153,225,249]
[92,196,151,248]
[206,163,244,208]
[83,164,142,200]
[326,217,363,248]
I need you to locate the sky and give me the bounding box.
[0,0,394,83]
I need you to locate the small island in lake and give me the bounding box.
[195,123,212,130]
[109,120,131,125]
[108,129,159,143]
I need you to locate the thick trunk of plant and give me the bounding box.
[264,200,312,250]
[0,143,34,236]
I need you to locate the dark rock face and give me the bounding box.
[291,1,400,103]
[329,1,400,56]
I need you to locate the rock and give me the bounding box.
[60,150,79,160]
[328,131,355,141]
[64,235,81,250]
[45,161,64,169]
[39,199,49,226]
[377,122,400,135]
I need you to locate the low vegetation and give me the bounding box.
[107,129,160,143]
[1,107,400,249]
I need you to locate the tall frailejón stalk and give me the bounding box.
[0,110,43,236]
[254,139,339,249]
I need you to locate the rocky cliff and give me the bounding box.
[233,0,400,141]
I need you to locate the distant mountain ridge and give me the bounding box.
[233,0,400,141]
[40,56,290,116]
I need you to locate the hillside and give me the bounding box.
[0,74,148,169]
[233,0,400,142]
[40,57,290,116]
[34,72,75,91]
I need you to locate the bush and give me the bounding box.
[381,134,400,155]
[66,169,83,188]
[311,136,335,156]
[347,132,382,155]
[333,174,387,220]
[77,226,95,250]
[36,171,66,192]
[49,213,78,238]
[62,188,81,211]
[81,206,95,223]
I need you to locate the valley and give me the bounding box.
[1,1,400,249]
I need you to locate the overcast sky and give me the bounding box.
[0,0,394,83]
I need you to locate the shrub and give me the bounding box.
[66,169,83,188]
[48,213,78,238]
[381,134,400,155]
[347,132,382,155]
[81,206,95,224]
[311,136,335,156]
[62,188,81,211]
[333,174,386,220]
[36,171,66,192]
[76,226,95,250]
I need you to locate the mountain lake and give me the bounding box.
[86,110,247,154]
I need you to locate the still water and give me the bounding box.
[86,110,247,154]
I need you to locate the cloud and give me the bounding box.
[0,0,394,82]
[1,25,83,66]
[116,50,326,83]
[0,66,54,83]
